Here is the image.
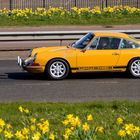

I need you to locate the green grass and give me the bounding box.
[0,101,140,134]
[0,15,140,26]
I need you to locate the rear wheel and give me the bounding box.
[128,59,140,78]
[46,59,69,80]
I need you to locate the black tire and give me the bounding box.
[128,58,140,78]
[45,59,69,80]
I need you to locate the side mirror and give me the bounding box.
[70,42,75,47]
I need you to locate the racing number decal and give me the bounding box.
[77,66,113,71]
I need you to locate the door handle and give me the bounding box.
[112,52,120,55]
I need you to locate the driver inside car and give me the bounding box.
[97,38,110,50]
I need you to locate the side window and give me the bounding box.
[120,39,140,49]
[110,38,121,49]
[89,37,99,49]
[96,37,121,50]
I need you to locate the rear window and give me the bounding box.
[120,39,140,49]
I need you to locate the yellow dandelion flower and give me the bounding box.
[38,123,49,134]
[124,123,135,135]
[0,119,5,128]
[63,128,72,140]
[18,106,23,112]
[22,127,29,135]
[63,133,69,140]
[42,125,49,134]
[4,130,13,139]
[32,132,41,140]
[6,124,12,129]
[65,128,72,136]
[43,120,49,126]
[30,125,36,131]
[66,114,73,120]
[62,120,69,126]
[24,109,29,114]
[70,127,74,131]
[30,118,36,124]
[95,126,104,133]
[116,117,123,125]
[118,130,126,137]
[49,132,55,140]
[87,114,93,121]
[15,130,25,139]
[82,122,90,132]
[37,123,42,129]
[71,116,81,127]
[134,126,140,133]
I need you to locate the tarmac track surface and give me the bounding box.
[0,60,140,102]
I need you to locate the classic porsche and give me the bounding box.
[18,32,140,80]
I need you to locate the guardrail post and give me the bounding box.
[101,0,104,9]
[137,0,139,8]
[9,0,12,10]
[105,0,108,8]
[102,0,107,9]
[74,0,77,7]
[60,40,62,46]
[43,0,45,8]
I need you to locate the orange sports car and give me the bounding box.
[18,32,140,80]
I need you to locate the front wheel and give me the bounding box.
[128,59,140,78]
[46,59,69,80]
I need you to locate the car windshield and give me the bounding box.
[72,32,94,49]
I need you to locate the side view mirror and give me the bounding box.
[70,42,75,47]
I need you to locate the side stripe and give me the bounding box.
[71,66,127,70]
[113,66,127,69]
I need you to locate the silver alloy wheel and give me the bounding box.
[131,60,140,77]
[50,61,66,78]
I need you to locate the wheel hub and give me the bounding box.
[50,61,66,78]
[56,66,60,71]
[131,60,140,76]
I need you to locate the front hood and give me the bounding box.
[31,46,70,55]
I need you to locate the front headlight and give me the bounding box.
[25,53,38,66]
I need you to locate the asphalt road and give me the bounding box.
[0,60,140,102]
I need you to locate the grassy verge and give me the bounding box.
[0,15,140,26]
[0,101,140,139]
[1,6,140,26]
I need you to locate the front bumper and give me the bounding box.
[17,56,45,73]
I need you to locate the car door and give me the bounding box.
[76,37,121,71]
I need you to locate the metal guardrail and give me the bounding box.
[0,30,140,41]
